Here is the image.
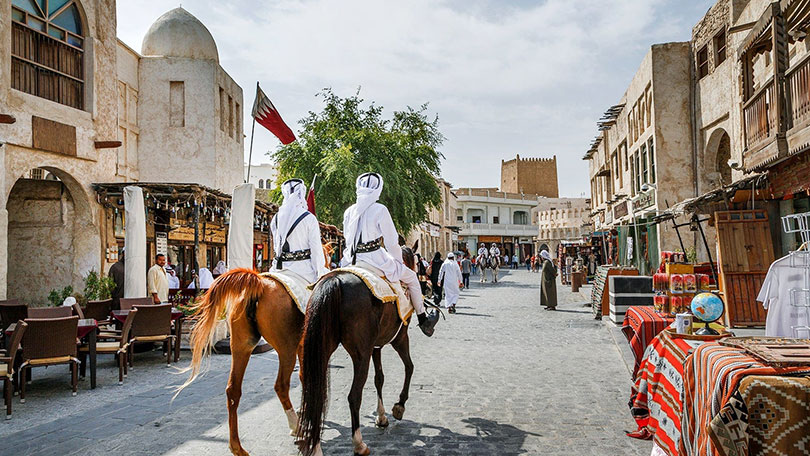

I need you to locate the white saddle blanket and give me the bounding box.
[261,270,311,314]
[333,262,413,325]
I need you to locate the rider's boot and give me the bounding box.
[417,309,439,337]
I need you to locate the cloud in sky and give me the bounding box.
[116,0,713,197]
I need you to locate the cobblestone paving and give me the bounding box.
[0,270,649,455]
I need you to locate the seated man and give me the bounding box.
[341,172,438,336]
[270,178,329,284]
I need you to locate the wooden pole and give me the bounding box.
[193,199,201,289]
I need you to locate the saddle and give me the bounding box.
[333,262,413,325]
[261,270,311,314]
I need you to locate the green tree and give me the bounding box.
[270,89,444,235]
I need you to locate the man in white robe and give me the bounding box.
[166,265,180,289]
[341,172,438,336]
[439,252,463,312]
[270,179,329,284]
[477,243,489,283]
[187,267,215,289]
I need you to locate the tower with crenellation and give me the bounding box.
[500,155,559,197]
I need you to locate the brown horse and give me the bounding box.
[179,245,333,456]
[296,245,420,456]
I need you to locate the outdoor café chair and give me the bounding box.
[1,321,26,419]
[120,297,154,311]
[79,309,136,385]
[84,299,113,324]
[27,306,73,319]
[129,304,174,367]
[19,316,80,402]
[0,301,26,349]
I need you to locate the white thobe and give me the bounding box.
[439,260,462,307]
[757,255,810,337]
[167,274,180,289]
[341,203,424,314]
[271,212,328,284]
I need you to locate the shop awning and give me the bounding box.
[652,173,769,222]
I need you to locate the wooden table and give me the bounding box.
[110,309,184,362]
[5,318,99,389]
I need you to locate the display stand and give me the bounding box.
[780,212,810,338]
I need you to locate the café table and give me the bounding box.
[680,343,810,456]
[5,318,99,389]
[621,306,675,378]
[111,308,184,362]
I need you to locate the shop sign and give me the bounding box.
[632,191,655,211]
[451,233,459,241]
[605,209,613,225]
[479,235,502,243]
[169,226,227,244]
[429,225,440,237]
[156,232,168,256]
[613,201,628,219]
[519,237,532,244]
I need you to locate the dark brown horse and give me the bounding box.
[296,246,420,456]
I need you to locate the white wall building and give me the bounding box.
[454,188,538,261]
[245,162,278,189]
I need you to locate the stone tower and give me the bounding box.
[500,155,559,197]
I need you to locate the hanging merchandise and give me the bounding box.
[758,212,810,338]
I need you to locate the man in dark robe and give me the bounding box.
[109,247,125,310]
[539,250,557,310]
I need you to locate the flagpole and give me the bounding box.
[245,82,259,184]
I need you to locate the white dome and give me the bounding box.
[141,8,219,62]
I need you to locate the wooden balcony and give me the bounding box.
[743,78,776,149]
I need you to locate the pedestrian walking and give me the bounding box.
[540,250,558,311]
[471,255,478,275]
[427,252,444,306]
[512,253,519,269]
[439,252,463,313]
[461,254,472,289]
[525,256,531,271]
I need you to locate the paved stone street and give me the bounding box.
[1,270,649,455]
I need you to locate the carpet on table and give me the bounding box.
[680,344,810,456]
[709,375,810,456]
[628,329,728,456]
[622,306,675,379]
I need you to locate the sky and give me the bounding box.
[116,0,715,198]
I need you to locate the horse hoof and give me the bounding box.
[354,447,371,456]
[392,403,405,420]
[376,414,389,428]
[229,446,250,456]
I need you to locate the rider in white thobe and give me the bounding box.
[489,243,501,261]
[270,179,329,284]
[341,172,438,336]
[439,252,463,309]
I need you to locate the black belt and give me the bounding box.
[277,249,311,262]
[355,237,383,254]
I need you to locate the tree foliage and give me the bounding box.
[270,89,444,235]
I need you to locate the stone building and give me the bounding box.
[0,2,244,303]
[535,197,591,254]
[407,178,459,257]
[454,188,539,261]
[584,42,694,274]
[500,154,558,197]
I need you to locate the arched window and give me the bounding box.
[258,179,264,189]
[11,0,85,109]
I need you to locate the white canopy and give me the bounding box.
[227,183,255,270]
[124,186,147,297]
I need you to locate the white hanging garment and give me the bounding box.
[124,186,147,298]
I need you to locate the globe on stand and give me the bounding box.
[690,292,724,336]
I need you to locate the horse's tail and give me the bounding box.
[176,268,265,396]
[297,273,342,456]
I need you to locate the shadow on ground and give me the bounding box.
[320,416,542,455]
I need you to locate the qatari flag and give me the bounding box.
[251,84,296,145]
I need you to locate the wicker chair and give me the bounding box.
[19,316,80,402]
[27,306,73,318]
[79,309,136,385]
[130,304,174,367]
[1,321,26,419]
[84,299,113,324]
[119,297,154,311]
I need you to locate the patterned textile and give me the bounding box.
[332,262,413,324]
[629,329,728,455]
[709,375,810,456]
[680,344,810,456]
[262,270,311,313]
[622,306,675,378]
